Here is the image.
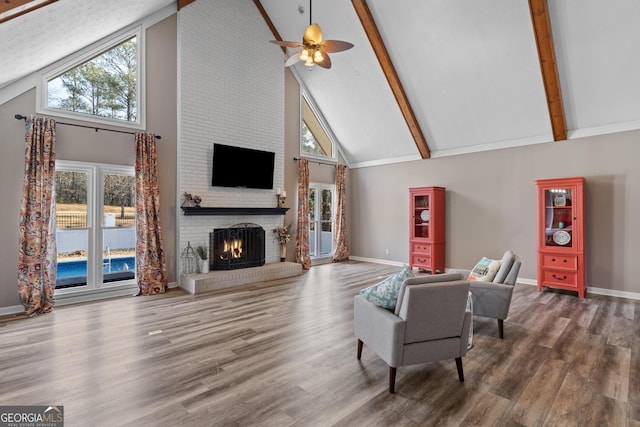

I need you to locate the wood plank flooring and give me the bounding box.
[1,261,638,426]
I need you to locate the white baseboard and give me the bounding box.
[54,284,139,306]
[3,260,639,315]
[0,281,179,316]
[521,280,640,300]
[349,257,640,301]
[349,256,405,267]
[587,287,640,300]
[0,305,25,317]
[511,278,640,300]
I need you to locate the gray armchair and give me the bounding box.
[450,250,521,339]
[354,274,472,393]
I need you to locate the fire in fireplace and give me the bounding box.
[210,223,265,270]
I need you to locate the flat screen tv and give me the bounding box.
[211,143,275,189]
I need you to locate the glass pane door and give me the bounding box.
[55,170,89,288]
[318,188,333,256]
[543,188,574,248]
[308,184,335,258]
[55,161,136,294]
[102,172,136,283]
[309,188,316,257]
[413,194,430,239]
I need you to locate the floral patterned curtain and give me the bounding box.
[295,158,311,269]
[135,132,167,295]
[332,163,349,262]
[18,117,57,316]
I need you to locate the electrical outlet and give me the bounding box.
[385,248,390,255]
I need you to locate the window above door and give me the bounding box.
[300,92,337,163]
[36,25,146,130]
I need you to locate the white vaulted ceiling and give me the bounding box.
[0,0,175,88]
[260,0,640,167]
[2,0,639,168]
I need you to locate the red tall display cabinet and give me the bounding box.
[409,187,445,273]
[536,177,586,298]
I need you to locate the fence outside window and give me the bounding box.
[57,213,135,228]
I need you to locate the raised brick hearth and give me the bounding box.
[179,262,303,295]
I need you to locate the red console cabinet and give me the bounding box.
[409,187,445,273]
[536,177,586,298]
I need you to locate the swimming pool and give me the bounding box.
[57,256,135,279]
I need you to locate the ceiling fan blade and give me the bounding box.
[321,40,354,53]
[270,40,303,49]
[303,23,323,45]
[315,52,332,69]
[285,51,303,67]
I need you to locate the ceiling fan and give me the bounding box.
[270,0,353,69]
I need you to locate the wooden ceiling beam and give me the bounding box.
[528,0,567,141]
[253,0,287,55]
[177,0,197,11]
[0,0,57,24]
[351,0,431,159]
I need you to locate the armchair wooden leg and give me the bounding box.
[357,339,363,360]
[389,367,397,393]
[455,357,464,382]
[498,319,504,339]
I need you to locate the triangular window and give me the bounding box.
[301,95,334,160]
[38,27,144,128]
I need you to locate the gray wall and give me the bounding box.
[348,132,640,294]
[0,15,177,311]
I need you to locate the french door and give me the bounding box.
[55,160,136,293]
[309,183,335,259]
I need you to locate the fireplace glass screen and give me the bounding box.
[210,223,265,270]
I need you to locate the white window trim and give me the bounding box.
[55,160,137,299]
[300,87,338,164]
[36,24,146,130]
[310,182,336,260]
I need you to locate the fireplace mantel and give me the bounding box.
[181,206,288,216]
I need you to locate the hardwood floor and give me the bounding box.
[1,261,638,426]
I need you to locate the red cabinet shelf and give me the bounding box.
[536,177,586,297]
[409,187,445,273]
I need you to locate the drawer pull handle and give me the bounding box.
[563,259,567,263]
[552,274,567,280]
[551,258,556,262]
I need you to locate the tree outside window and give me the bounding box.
[47,37,137,122]
[301,96,334,160]
[302,121,326,156]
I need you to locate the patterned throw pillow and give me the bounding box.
[468,257,501,282]
[359,265,414,311]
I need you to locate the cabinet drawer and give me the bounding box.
[542,254,577,270]
[412,243,432,255]
[542,270,578,288]
[412,255,432,268]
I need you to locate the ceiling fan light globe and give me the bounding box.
[300,49,309,61]
[313,50,323,62]
[304,23,323,45]
[304,57,314,67]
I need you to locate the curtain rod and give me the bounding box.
[14,114,162,139]
[293,156,337,166]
